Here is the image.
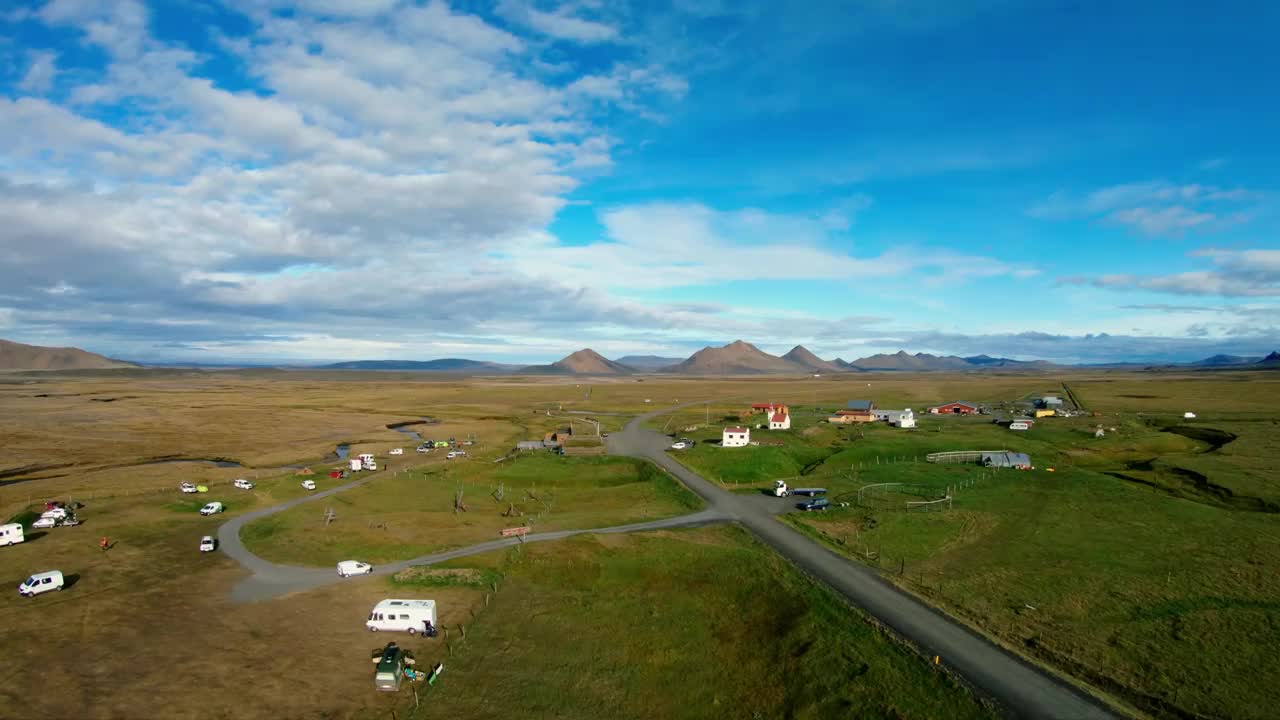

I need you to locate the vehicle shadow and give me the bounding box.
[63,573,82,589]
[22,531,48,543]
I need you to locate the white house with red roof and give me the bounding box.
[768,405,791,430]
[722,426,750,447]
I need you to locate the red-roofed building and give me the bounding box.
[750,403,779,414]
[722,426,750,447]
[768,405,791,430]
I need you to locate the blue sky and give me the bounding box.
[1,0,1277,364]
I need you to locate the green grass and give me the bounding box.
[411,527,993,720]
[775,424,1280,719]
[241,455,703,566]
[6,508,40,527]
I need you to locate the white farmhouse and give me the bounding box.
[872,408,916,428]
[768,406,791,430]
[722,426,750,447]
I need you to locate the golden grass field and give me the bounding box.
[1,367,1277,719]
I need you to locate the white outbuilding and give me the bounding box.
[768,406,791,430]
[722,426,750,447]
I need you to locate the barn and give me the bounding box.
[981,451,1032,469]
[928,401,979,415]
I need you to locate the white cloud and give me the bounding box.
[1028,179,1258,236]
[1061,248,1280,298]
[496,0,619,43]
[18,50,58,93]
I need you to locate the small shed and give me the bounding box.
[1042,396,1064,408]
[516,441,545,451]
[981,452,1032,469]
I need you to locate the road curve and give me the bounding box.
[608,403,1116,720]
[217,467,728,603]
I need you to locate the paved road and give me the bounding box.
[217,467,728,603]
[608,405,1116,720]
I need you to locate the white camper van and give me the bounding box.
[0,523,24,546]
[18,570,64,597]
[366,599,437,634]
[358,453,377,471]
[349,458,363,472]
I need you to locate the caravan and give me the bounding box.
[358,453,377,471]
[366,599,437,634]
[0,523,24,547]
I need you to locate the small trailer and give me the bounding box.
[0,523,24,547]
[772,481,826,497]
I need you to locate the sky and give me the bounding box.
[1,0,1278,365]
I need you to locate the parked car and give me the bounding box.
[372,642,415,692]
[462,440,474,446]
[670,442,687,450]
[199,502,224,516]
[416,445,430,454]
[233,478,255,490]
[199,536,217,552]
[180,482,198,493]
[337,560,374,577]
[301,480,317,491]
[31,517,58,530]
[798,497,830,512]
[446,451,459,459]
[40,507,69,520]
[61,516,81,527]
[389,448,403,456]
[18,570,64,597]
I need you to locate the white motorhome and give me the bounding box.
[366,599,437,634]
[349,458,363,472]
[358,453,377,471]
[0,523,24,546]
[18,570,64,597]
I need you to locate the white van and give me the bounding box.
[18,570,64,597]
[349,458,363,472]
[366,599,437,634]
[0,523,24,546]
[337,560,374,577]
[199,502,224,516]
[358,453,377,471]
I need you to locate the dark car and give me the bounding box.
[798,497,830,512]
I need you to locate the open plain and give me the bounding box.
[1,368,1277,719]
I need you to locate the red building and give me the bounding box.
[928,401,979,415]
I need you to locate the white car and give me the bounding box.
[233,478,255,490]
[670,442,687,450]
[199,502,224,516]
[18,570,64,597]
[31,517,58,530]
[199,535,217,552]
[337,560,374,577]
[180,482,198,493]
[301,480,317,491]
[447,451,466,459]
[40,508,69,520]
[416,445,430,454]
[388,448,403,456]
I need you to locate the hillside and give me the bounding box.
[521,349,633,375]
[0,338,134,371]
[781,345,845,372]
[850,351,973,371]
[318,359,517,372]
[614,355,684,371]
[668,340,806,374]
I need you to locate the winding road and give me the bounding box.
[218,402,1116,718]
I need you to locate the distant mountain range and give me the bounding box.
[319,358,521,372]
[0,338,135,371]
[7,337,1278,376]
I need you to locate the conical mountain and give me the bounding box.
[520,349,632,374]
[670,340,806,374]
[781,345,844,371]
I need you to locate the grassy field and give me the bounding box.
[408,526,993,720]
[4,368,1278,718]
[655,375,1280,719]
[241,454,702,566]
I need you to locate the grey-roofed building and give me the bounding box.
[516,441,546,451]
[847,400,874,411]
